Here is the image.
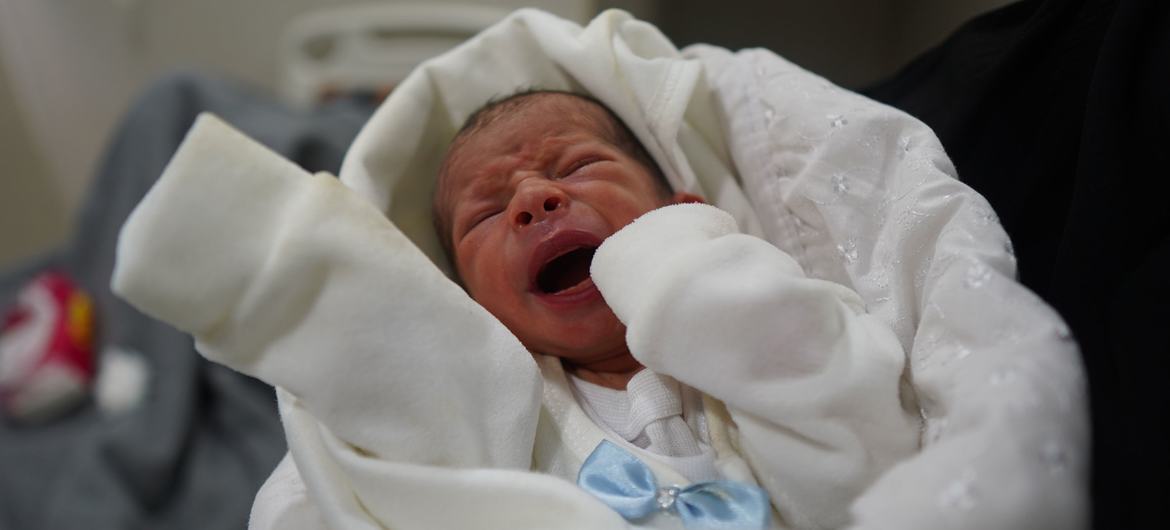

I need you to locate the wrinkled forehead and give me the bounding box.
[437,95,621,202]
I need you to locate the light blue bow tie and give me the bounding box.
[577,440,771,529]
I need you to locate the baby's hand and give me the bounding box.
[592,203,745,313]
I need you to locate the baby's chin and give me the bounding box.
[545,345,643,378]
[518,315,630,364]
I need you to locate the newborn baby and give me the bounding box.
[112,91,920,530]
[429,90,921,526]
[433,90,702,390]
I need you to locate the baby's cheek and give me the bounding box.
[615,204,656,229]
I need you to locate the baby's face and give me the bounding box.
[436,96,671,365]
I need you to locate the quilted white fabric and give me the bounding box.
[689,45,1088,529]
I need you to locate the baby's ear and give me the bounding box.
[669,191,705,205]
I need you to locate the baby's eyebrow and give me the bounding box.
[463,169,504,199]
[451,135,585,204]
[449,172,502,222]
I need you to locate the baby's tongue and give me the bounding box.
[537,247,596,293]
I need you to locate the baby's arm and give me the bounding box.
[592,203,920,530]
[114,113,539,468]
[113,114,626,530]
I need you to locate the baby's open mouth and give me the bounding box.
[535,246,597,294]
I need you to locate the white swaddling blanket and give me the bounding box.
[112,8,1087,530]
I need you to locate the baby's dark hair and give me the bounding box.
[433,89,671,262]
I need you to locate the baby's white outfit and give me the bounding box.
[569,371,720,481]
[570,371,703,457]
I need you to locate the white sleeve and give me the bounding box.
[113,114,627,530]
[592,203,921,530]
[249,453,326,530]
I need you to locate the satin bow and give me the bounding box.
[577,440,771,529]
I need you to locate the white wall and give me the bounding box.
[0,58,66,267]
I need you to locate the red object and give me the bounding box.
[0,271,96,420]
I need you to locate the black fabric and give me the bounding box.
[0,72,375,530]
[865,1,1170,528]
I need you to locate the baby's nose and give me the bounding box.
[513,186,566,227]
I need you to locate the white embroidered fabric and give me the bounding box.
[686,45,1088,529]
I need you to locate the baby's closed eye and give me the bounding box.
[469,208,504,230]
[558,156,606,179]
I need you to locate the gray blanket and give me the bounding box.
[0,72,374,530]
